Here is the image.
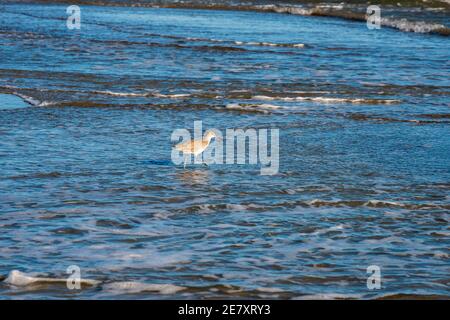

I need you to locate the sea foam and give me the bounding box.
[252,95,400,104]
[4,270,100,287]
[102,281,185,294]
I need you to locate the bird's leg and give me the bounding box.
[183,154,187,168]
[200,153,208,166]
[193,153,200,165]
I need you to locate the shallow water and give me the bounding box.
[0,3,449,299]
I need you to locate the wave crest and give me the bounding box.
[252,95,400,104]
[4,270,100,287]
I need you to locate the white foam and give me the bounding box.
[307,199,324,205]
[4,270,100,287]
[225,203,248,211]
[169,33,306,49]
[10,93,58,107]
[255,4,314,16]
[226,103,281,113]
[234,41,305,48]
[254,4,449,35]
[311,224,346,235]
[152,93,191,98]
[91,90,192,99]
[92,90,148,97]
[38,101,58,107]
[317,4,344,10]
[103,281,185,294]
[196,204,215,214]
[295,293,361,300]
[364,200,405,207]
[380,17,447,33]
[252,95,400,104]
[425,7,446,12]
[13,93,42,106]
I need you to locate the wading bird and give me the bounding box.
[174,130,218,168]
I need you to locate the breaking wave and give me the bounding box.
[143,33,307,49]
[306,199,450,210]
[252,95,400,104]
[92,90,191,98]
[4,270,100,287]
[233,41,305,48]
[92,90,149,97]
[380,17,450,34]
[102,281,185,294]
[225,102,282,113]
[3,270,184,294]
[12,92,57,107]
[252,4,450,36]
[174,199,450,213]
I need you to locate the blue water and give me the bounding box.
[0,3,449,299]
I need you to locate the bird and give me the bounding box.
[174,130,218,168]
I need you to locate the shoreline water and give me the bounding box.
[3,0,449,36]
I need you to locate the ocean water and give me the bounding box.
[0,3,449,299]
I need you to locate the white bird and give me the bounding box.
[174,130,218,168]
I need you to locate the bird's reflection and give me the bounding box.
[175,168,209,186]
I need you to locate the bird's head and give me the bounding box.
[204,130,219,141]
